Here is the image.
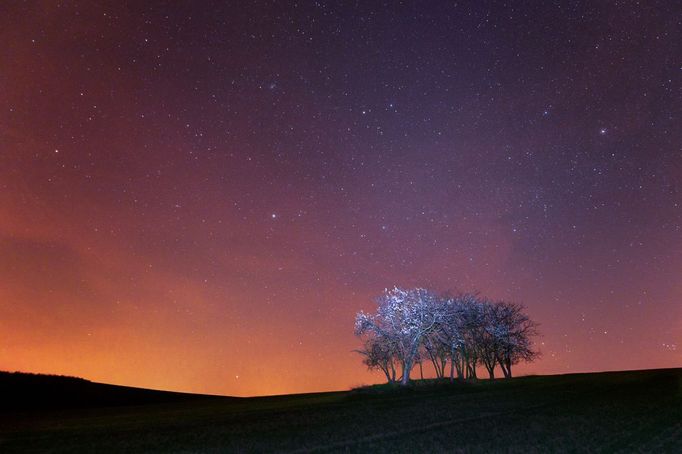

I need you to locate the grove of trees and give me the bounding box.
[354,287,540,385]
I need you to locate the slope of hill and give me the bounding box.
[0,371,225,411]
[1,368,681,452]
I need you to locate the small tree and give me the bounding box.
[423,330,449,379]
[435,295,468,381]
[354,336,399,383]
[457,295,486,379]
[493,301,540,378]
[475,299,503,380]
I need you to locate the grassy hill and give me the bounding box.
[1,368,681,452]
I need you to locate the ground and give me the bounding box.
[1,368,681,452]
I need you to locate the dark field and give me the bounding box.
[1,369,681,452]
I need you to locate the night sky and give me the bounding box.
[1,1,680,396]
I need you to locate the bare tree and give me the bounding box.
[474,299,503,380]
[457,295,486,380]
[493,301,540,378]
[355,287,445,385]
[354,336,399,383]
[435,295,467,381]
[423,330,449,379]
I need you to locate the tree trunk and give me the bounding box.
[383,369,392,383]
[455,358,464,380]
[401,360,411,385]
[465,360,477,380]
[430,357,440,378]
[419,361,424,380]
[449,359,455,382]
[497,356,511,378]
[483,357,496,380]
[427,347,443,379]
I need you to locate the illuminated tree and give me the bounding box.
[355,287,445,385]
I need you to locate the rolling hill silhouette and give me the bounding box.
[0,371,226,411]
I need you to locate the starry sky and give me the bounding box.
[1,1,680,396]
